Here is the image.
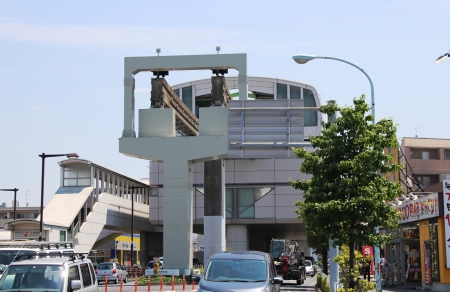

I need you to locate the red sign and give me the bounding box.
[24,231,29,237]
[362,246,375,275]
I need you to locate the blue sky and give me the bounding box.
[1,0,450,207]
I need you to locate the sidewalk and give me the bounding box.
[364,277,426,292]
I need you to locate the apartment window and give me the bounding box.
[63,163,91,187]
[422,151,430,160]
[16,213,25,219]
[290,86,301,99]
[173,89,180,97]
[445,149,450,160]
[150,188,158,196]
[276,83,287,99]
[60,230,66,241]
[304,89,317,126]
[182,86,193,112]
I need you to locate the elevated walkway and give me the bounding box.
[43,186,153,254]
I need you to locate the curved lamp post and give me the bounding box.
[435,50,450,63]
[0,188,19,220]
[292,54,380,292]
[292,54,375,120]
[39,153,78,241]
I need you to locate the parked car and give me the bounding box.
[95,262,128,284]
[305,260,315,277]
[195,250,283,292]
[0,254,98,292]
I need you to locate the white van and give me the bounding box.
[0,254,98,292]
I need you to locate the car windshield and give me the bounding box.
[305,260,312,266]
[0,264,64,291]
[0,250,37,274]
[97,263,114,270]
[204,259,267,282]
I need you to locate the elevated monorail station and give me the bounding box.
[119,53,322,273]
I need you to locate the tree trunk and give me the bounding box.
[321,247,328,275]
[349,242,355,288]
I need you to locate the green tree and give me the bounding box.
[289,96,402,287]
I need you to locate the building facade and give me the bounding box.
[147,76,322,257]
[385,137,450,291]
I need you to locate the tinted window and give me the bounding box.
[89,263,97,284]
[68,265,80,290]
[80,263,92,287]
[97,263,113,270]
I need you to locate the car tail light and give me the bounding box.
[112,269,117,274]
[95,270,98,274]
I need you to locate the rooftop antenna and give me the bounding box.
[410,127,421,137]
[216,46,220,54]
[22,190,31,207]
[156,48,161,56]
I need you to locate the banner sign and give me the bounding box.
[116,241,137,251]
[362,246,374,275]
[443,180,450,268]
[14,230,40,239]
[396,193,439,224]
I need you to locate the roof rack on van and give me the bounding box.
[0,240,75,250]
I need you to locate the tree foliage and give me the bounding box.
[289,96,402,286]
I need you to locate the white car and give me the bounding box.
[305,260,315,277]
[0,254,98,291]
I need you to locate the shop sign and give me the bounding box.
[443,180,450,268]
[14,230,40,239]
[116,241,137,251]
[396,193,439,224]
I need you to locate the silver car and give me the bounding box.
[95,262,128,284]
[305,260,315,277]
[197,251,283,292]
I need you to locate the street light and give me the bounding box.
[128,186,140,266]
[292,54,375,120]
[0,188,19,220]
[292,54,380,292]
[435,50,450,63]
[39,153,78,242]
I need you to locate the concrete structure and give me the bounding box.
[148,76,321,264]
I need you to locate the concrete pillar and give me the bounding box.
[163,159,193,272]
[226,225,248,251]
[140,231,150,265]
[204,159,226,265]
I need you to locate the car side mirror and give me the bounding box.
[71,280,82,290]
[273,276,283,284]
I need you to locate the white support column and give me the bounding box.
[329,242,340,292]
[163,159,194,272]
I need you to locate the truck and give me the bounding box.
[270,238,306,285]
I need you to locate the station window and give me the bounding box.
[63,163,91,187]
[290,86,301,99]
[225,187,274,219]
[182,86,193,112]
[276,84,287,99]
[304,89,317,126]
